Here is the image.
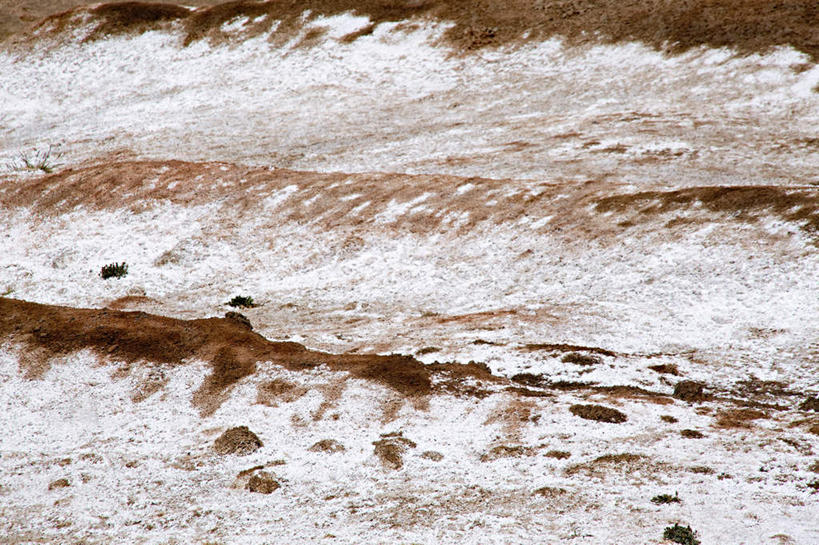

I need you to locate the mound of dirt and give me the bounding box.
[648,364,680,376]
[48,478,70,490]
[800,397,819,412]
[308,439,345,453]
[213,426,263,455]
[569,404,628,424]
[373,432,416,470]
[561,352,601,366]
[246,471,280,494]
[673,381,706,403]
[420,451,443,462]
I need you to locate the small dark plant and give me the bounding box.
[663,523,700,545]
[228,295,257,308]
[100,262,128,279]
[651,492,681,505]
[9,145,63,173]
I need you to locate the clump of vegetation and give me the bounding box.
[651,492,681,505]
[99,262,128,279]
[663,523,700,545]
[227,295,257,308]
[8,145,63,173]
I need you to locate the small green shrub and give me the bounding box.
[228,295,257,308]
[651,492,681,505]
[9,145,62,173]
[100,262,128,279]
[663,523,700,545]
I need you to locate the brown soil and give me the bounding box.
[12,0,819,61]
[212,426,263,455]
[673,381,706,402]
[420,450,443,462]
[569,404,628,424]
[480,445,537,462]
[308,439,346,453]
[246,471,280,494]
[2,161,816,245]
[105,295,157,311]
[713,408,768,429]
[522,343,617,358]
[648,364,680,376]
[48,478,70,490]
[660,415,678,423]
[565,453,650,477]
[680,429,705,439]
[800,397,819,412]
[533,486,567,498]
[255,378,308,406]
[373,432,416,470]
[561,352,601,366]
[545,450,571,460]
[596,186,819,238]
[483,398,537,441]
[0,297,497,415]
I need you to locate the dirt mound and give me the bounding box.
[0,297,498,415]
[561,352,601,366]
[569,404,628,424]
[246,471,279,494]
[673,381,706,402]
[800,397,819,412]
[373,432,416,470]
[213,426,263,455]
[48,478,70,490]
[308,439,345,453]
[17,0,819,60]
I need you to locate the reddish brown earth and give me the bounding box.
[5,0,818,60]
[0,297,496,415]
[2,160,817,243]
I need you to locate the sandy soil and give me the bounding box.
[0,3,817,544]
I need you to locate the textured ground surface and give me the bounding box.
[0,2,818,544]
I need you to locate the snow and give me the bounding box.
[1,9,818,545]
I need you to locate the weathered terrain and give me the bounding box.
[1,2,817,544]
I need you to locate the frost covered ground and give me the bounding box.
[0,2,818,544]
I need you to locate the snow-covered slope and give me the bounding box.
[1,2,818,544]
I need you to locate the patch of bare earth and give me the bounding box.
[0,297,497,416]
[13,0,819,61]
